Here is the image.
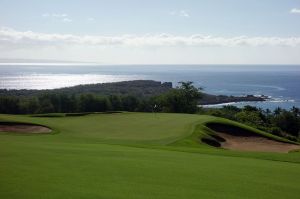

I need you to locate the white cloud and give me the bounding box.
[62,18,72,23]
[179,10,190,17]
[87,17,95,22]
[290,8,300,14]
[0,27,300,48]
[42,13,68,18]
[42,13,72,23]
[169,10,190,18]
[42,13,50,17]
[53,13,68,18]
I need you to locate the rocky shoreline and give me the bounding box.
[198,93,269,105]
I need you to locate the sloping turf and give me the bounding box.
[0,112,300,198]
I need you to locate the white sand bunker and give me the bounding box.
[0,122,51,133]
[205,123,299,153]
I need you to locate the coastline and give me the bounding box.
[198,94,269,106]
[0,78,298,110]
[199,98,297,110]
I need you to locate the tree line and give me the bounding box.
[0,82,202,114]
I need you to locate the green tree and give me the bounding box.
[39,99,55,113]
[109,95,123,111]
[18,97,40,114]
[157,81,202,113]
[235,111,265,127]
[273,110,300,137]
[121,95,140,112]
[0,96,20,114]
[79,94,110,112]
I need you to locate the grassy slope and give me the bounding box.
[0,112,300,199]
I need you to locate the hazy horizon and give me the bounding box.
[1,59,300,66]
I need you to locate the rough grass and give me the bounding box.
[0,112,300,199]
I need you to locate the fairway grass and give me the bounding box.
[1,112,300,198]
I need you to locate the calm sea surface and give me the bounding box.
[0,64,299,110]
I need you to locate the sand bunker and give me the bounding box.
[205,123,299,153]
[0,122,51,133]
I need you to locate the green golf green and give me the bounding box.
[1,112,300,199]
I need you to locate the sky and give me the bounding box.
[0,0,300,64]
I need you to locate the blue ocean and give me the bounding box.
[0,64,299,110]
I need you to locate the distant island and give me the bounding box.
[0,80,268,105]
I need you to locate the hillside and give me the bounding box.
[0,80,173,97]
